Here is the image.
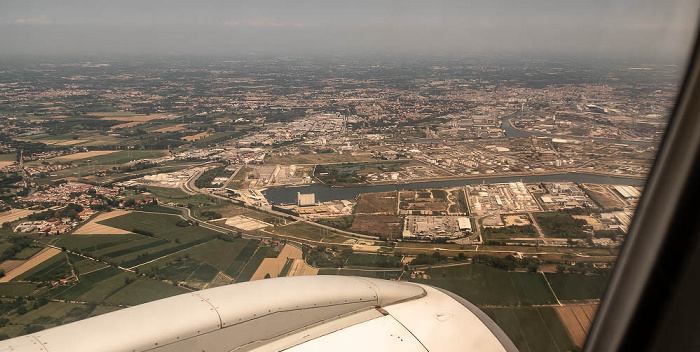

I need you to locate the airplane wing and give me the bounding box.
[0,276,517,352]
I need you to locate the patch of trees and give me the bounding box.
[556,262,612,276]
[0,236,34,262]
[410,251,449,266]
[215,232,242,242]
[482,225,538,238]
[195,166,226,188]
[0,173,23,188]
[175,220,191,227]
[306,246,354,268]
[533,212,587,239]
[314,164,364,185]
[261,108,306,123]
[200,211,222,220]
[594,229,623,239]
[315,216,354,231]
[472,254,540,272]
[28,203,84,221]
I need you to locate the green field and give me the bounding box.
[411,264,557,306]
[0,283,38,297]
[99,212,218,244]
[13,247,43,260]
[279,259,294,277]
[142,187,190,201]
[8,301,85,327]
[227,166,251,189]
[14,253,71,282]
[185,263,219,285]
[138,205,184,215]
[55,234,139,254]
[85,150,169,165]
[70,255,110,276]
[49,267,131,302]
[119,238,212,268]
[182,238,250,272]
[545,273,609,301]
[484,307,576,352]
[345,254,402,268]
[102,277,188,306]
[235,246,278,282]
[224,241,259,278]
[138,238,260,285]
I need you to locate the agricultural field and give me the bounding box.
[196,203,283,224]
[137,187,190,202]
[1,247,63,282]
[48,151,118,163]
[48,267,134,303]
[345,253,402,268]
[484,307,576,352]
[250,244,304,280]
[138,238,278,288]
[235,246,278,282]
[98,212,218,244]
[0,209,39,226]
[555,304,598,347]
[102,277,188,306]
[0,301,88,337]
[11,251,69,282]
[545,273,609,301]
[81,150,169,165]
[72,210,134,235]
[0,283,39,297]
[354,192,398,214]
[411,264,557,306]
[55,234,140,254]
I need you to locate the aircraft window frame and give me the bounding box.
[584,12,700,352]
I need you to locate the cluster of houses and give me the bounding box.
[14,208,97,235]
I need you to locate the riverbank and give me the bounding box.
[263,172,645,204]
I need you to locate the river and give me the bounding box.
[263,173,644,204]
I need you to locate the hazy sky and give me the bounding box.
[1,0,698,61]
